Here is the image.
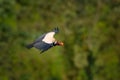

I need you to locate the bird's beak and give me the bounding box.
[57,41,64,46]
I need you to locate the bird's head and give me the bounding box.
[53,41,64,46]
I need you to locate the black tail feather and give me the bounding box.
[26,43,33,49]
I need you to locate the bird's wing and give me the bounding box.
[34,33,46,43]
[34,41,53,53]
[52,27,59,33]
[42,32,56,44]
[42,27,59,43]
[33,27,59,44]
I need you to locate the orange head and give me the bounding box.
[56,41,64,46]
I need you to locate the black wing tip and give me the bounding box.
[53,27,59,33]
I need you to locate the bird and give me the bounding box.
[26,27,64,53]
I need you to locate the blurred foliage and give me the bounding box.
[0,0,120,80]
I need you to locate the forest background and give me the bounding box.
[0,0,120,80]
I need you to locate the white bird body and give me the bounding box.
[42,32,55,43]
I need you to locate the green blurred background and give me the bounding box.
[0,0,120,80]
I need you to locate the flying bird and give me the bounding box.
[26,27,64,53]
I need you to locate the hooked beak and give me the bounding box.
[57,41,64,46]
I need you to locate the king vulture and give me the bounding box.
[26,27,64,53]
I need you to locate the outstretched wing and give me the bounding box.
[34,41,53,53]
[42,32,55,43]
[52,27,59,33]
[34,33,46,43]
[34,27,59,44]
[42,27,59,44]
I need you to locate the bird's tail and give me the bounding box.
[26,43,33,49]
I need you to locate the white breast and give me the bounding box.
[42,32,55,43]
